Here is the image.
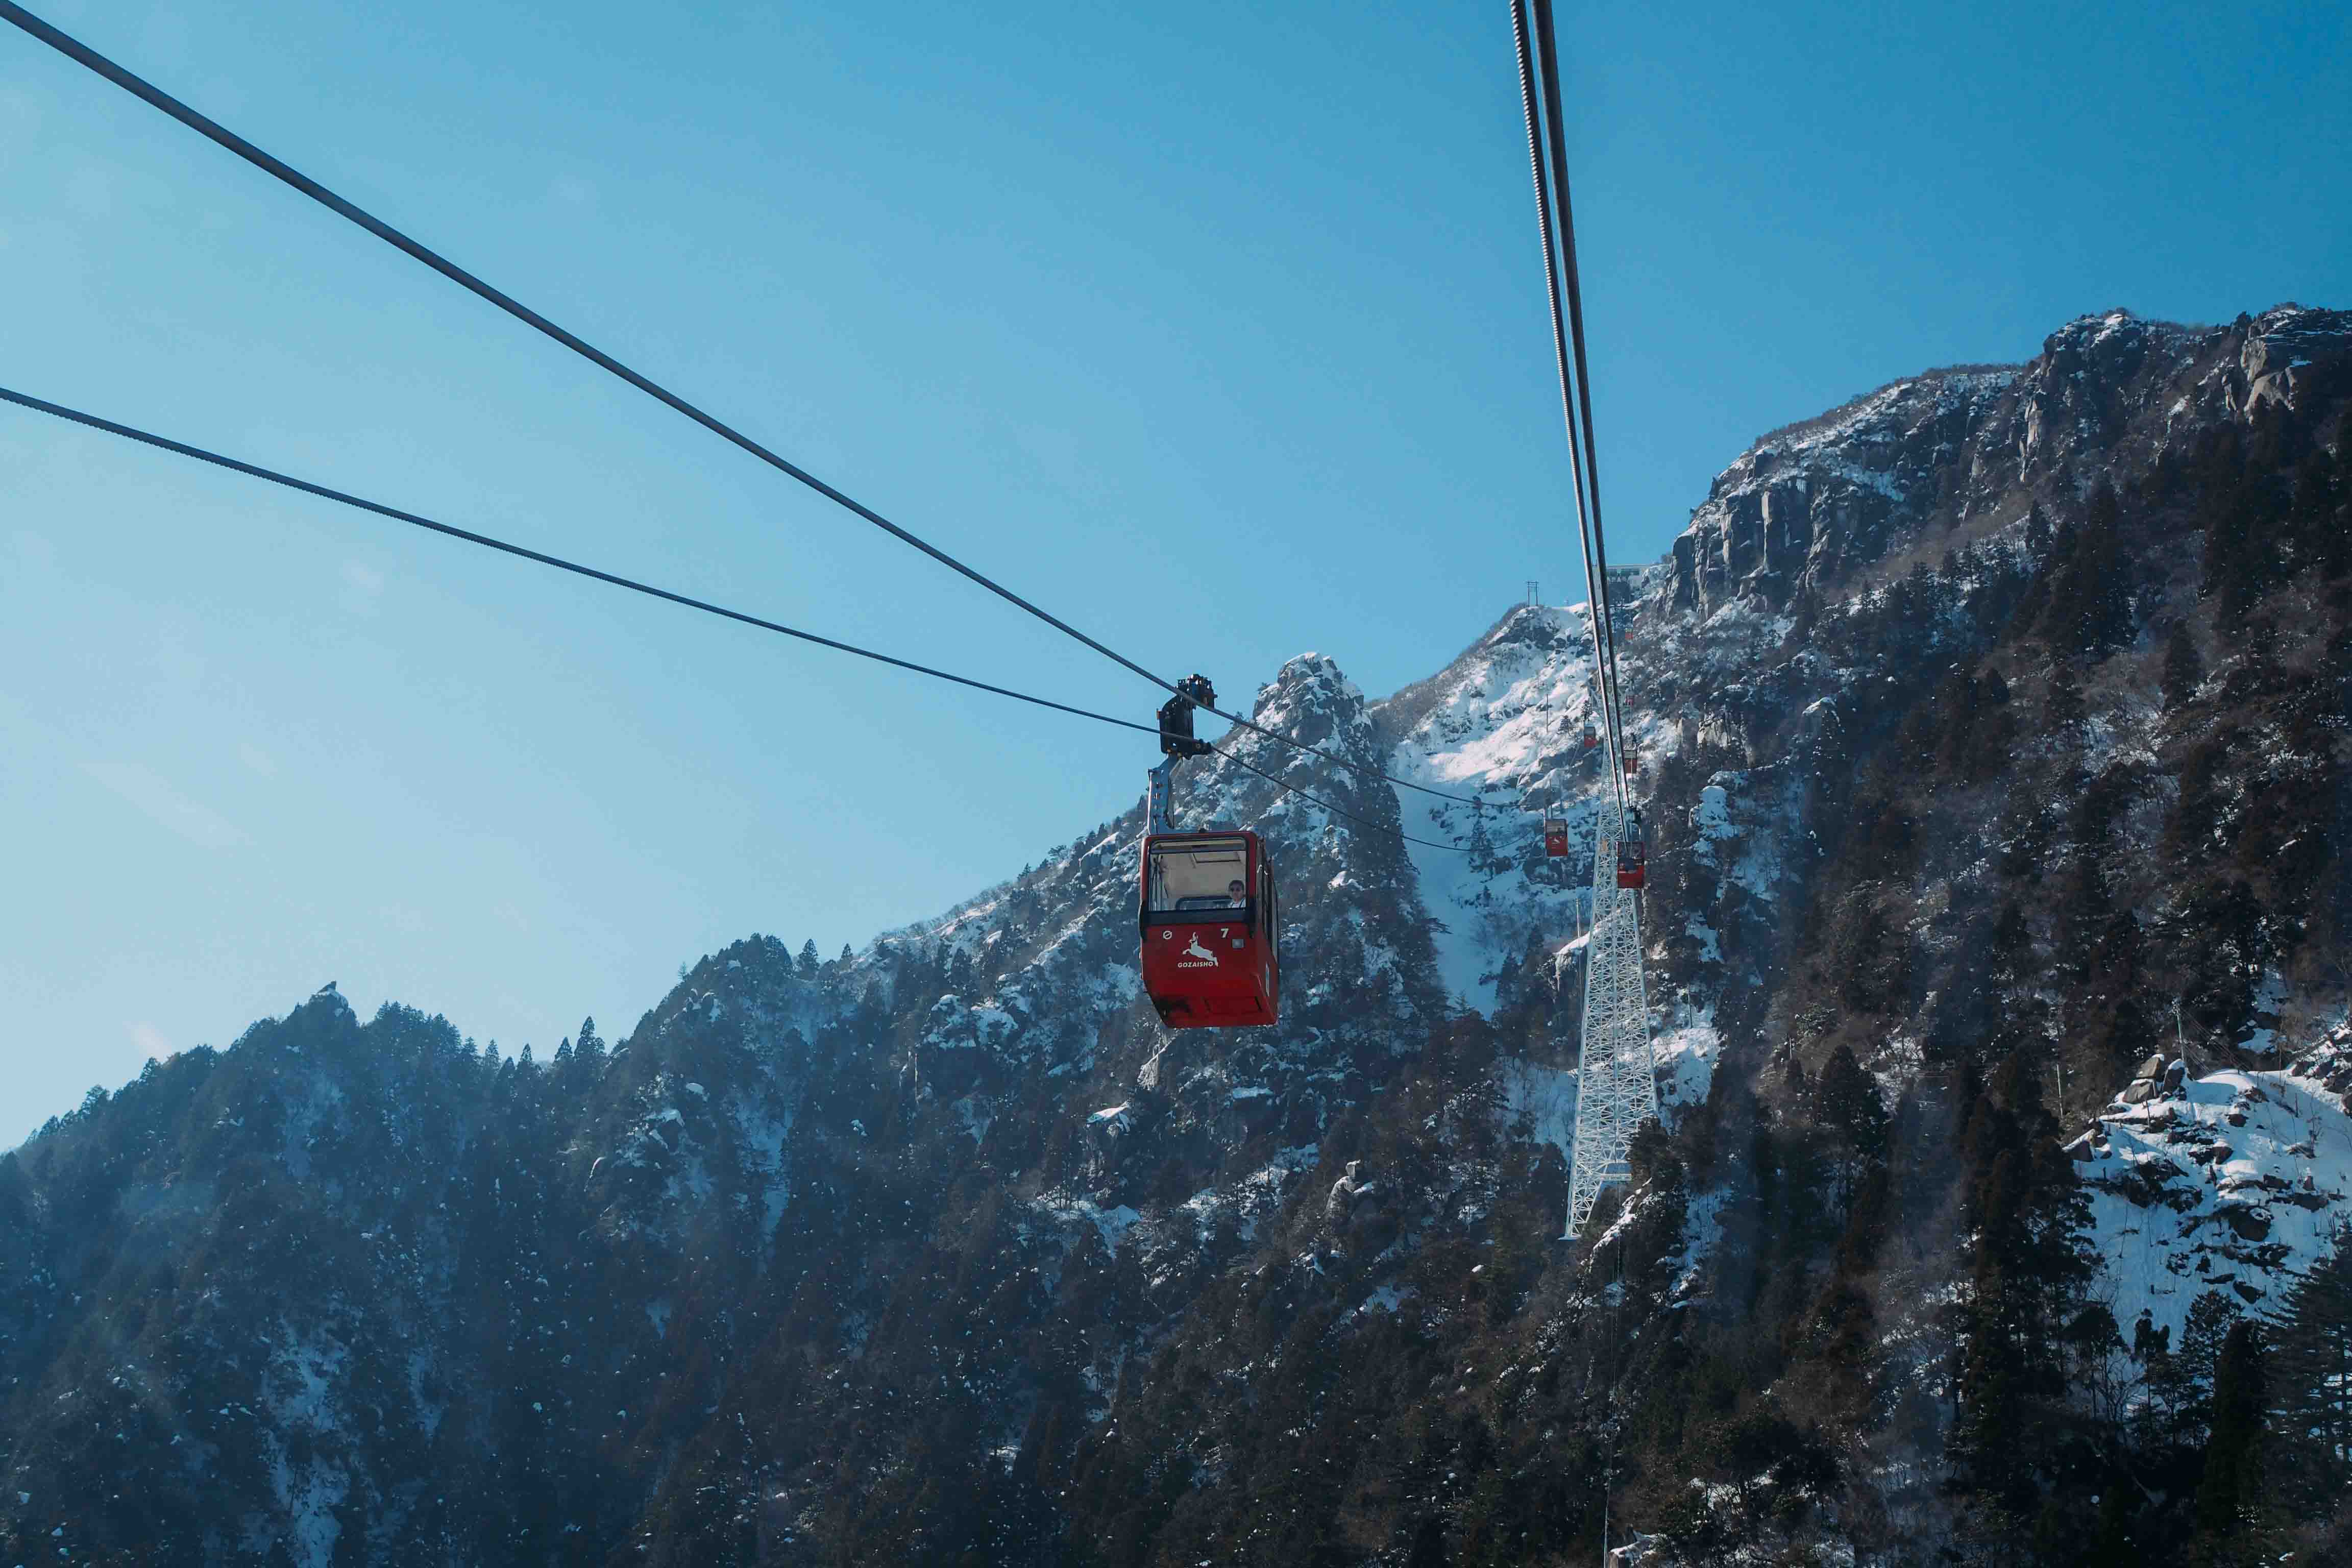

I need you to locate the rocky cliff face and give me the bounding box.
[1669,306,2352,617]
[4,304,2349,1567]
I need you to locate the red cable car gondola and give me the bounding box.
[1139,829,1280,1027]
[1542,817,1570,857]
[1136,672,1280,1028]
[1616,828,1646,890]
[1580,722,1598,749]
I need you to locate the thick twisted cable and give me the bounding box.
[1529,0,1629,760]
[1509,0,1627,819]
[0,385,1160,738]
[0,5,1160,683]
[0,1,1489,810]
[1214,746,1473,855]
[2,384,1492,858]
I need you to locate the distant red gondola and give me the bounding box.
[1542,817,1570,857]
[1616,832,1646,890]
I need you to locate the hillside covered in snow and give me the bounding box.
[4,303,2350,1567]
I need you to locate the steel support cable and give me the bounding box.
[1507,0,1619,807]
[1213,746,1473,855]
[1527,0,1623,737]
[1191,705,1478,809]
[0,385,1160,739]
[1508,0,1626,821]
[0,4,1153,685]
[0,3,1490,813]
[1505,0,1607,733]
[1530,0,1629,771]
[3,383,1491,861]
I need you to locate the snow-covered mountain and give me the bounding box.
[4,303,2348,1567]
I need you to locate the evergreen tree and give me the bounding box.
[2179,1289,2240,1393]
[2195,1320,2265,1536]
[2046,663,2086,735]
[2085,1482,2135,1568]
[2161,620,2203,709]
[2091,995,2155,1079]
[797,940,822,981]
[2295,447,2350,578]
[2198,427,2289,623]
[0,1150,27,1230]
[1813,1043,1889,1218]
[1465,802,1502,882]
[2267,1225,2352,1516]
[1987,900,2033,986]
[2131,1309,2179,1426]
[1996,785,2052,885]
[2042,482,2134,655]
[2085,909,2142,996]
[2055,853,2111,975]
[2002,499,2057,634]
[1812,1043,1889,1164]
[1825,880,1908,1015]
[1951,1051,2095,1508]
[1970,668,2018,781]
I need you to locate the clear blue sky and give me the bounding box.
[4,0,2344,1142]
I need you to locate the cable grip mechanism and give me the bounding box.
[1147,674,1217,834]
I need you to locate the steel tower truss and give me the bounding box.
[1566,789,1658,1236]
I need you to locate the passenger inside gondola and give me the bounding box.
[1148,839,1252,914]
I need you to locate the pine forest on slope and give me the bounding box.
[4,304,2351,1567]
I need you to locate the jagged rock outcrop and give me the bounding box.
[2079,1028,2351,1330]
[1669,305,2352,617]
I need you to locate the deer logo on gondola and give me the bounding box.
[1181,934,1220,967]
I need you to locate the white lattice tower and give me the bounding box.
[1565,790,1658,1236]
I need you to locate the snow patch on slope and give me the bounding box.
[1501,1058,1578,1163]
[1382,605,1626,1013]
[2079,1038,2351,1343]
[1653,1011,1722,1120]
